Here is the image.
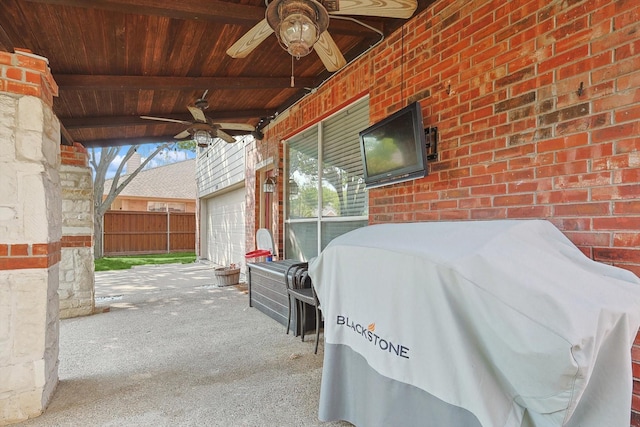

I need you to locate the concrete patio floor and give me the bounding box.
[16,262,351,427]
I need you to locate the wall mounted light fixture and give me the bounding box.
[263,177,277,193]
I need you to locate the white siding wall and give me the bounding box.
[196,136,249,198]
[196,136,251,275]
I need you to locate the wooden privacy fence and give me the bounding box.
[103,211,196,256]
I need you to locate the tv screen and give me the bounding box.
[359,102,428,188]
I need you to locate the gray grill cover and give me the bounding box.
[309,220,640,427]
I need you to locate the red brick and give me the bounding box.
[439,210,470,220]
[614,3,640,29]
[0,51,12,65]
[0,256,48,270]
[563,231,612,247]
[470,208,507,219]
[591,122,640,145]
[539,45,589,74]
[555,113,610,136]
[556,21,607,54]
[593,216,640,230]
[469,184,507,196]
[459,196,492,209]
[616,105,640,123]
[536,134,589,153]
[494,194,534,206]
[5,80,39,97]
[594,90,640,112]
[615,201,640,215]
[594,247,640,264]
[592,184,640,200]
[614,233,640,248]
[508,178,552,193]
[615,39,640,62]
[554,202,611,216]
[14,53,48,74]
[616,138,640,154]
[592,57,640,85]
[551,217,592,232]
[554,172,612,189]
[506,205,552,218]
[32,244,49,255]
[537,189,589,204]
[5,67,22,81]
[11,244,29,256]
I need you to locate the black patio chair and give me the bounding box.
[285,262,322,354]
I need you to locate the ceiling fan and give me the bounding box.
[140,91,256,146]
[226,0,418,72]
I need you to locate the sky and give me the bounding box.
[89,143,196,179]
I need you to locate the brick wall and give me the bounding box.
[255,0,640,423]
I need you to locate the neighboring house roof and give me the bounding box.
[104,159,196,199]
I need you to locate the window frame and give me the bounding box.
[284,97,369,259]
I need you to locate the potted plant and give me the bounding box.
[214,263,241,287]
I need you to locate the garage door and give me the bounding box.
[204,187,246,268]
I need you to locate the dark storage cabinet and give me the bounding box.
[247,260,315,335]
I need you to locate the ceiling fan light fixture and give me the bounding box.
[268,0,329,59]
[279,12,318,58]
[194,129,212,147]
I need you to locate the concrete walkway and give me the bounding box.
[17,263,350,427]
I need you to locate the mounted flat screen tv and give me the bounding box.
[359,102,428,188]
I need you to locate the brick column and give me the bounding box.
[0,49,61,424]
[59,143,95,318]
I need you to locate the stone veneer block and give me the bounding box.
[58,151,95,320]
[0,50,61,425]
[0,267,59,423]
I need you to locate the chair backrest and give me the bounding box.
[285,262,309,290]
[256,228,274,253]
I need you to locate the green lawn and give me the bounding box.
[94,252,196,272]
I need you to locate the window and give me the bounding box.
[147,202,186,212]
[285,98,369,260]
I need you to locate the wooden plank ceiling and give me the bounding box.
[0,0,432,147]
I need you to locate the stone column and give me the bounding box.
[59,144,95,319]
[0,49,61,424]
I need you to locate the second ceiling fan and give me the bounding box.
[141,91,256,145]
[226,0,418,72]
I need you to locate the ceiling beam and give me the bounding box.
[78,133,254,148]
[62,110,274,129]
[79,135,189,148]
[22,0,265,26]
[54,75,319,91]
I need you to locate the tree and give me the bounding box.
[90,142,193,259]
[288,147,366,218]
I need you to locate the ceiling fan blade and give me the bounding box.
[140,115,191,125]
[216,129,237,144]
[174,130,191,139]
[226,19,274,58]
[214,122,256,132]
[315,32,346,72]
[328,0,417,19]
[187,105,207,123]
